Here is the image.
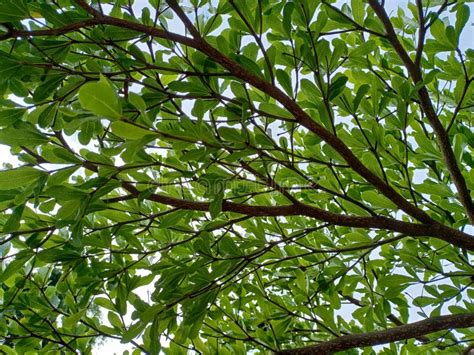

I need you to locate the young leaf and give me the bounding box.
[78,76,122,120]
[111,121,156,140]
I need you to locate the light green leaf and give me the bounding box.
[276,69,293,96]
[0,108,26,126]
[351,0,365,23]
[259,102,293,119]
[63,310,86,329]
[78,75,122,120]
[0,167,48,190]
[455,5,470,38]
[128,92,147,114]
[3,204,25,233]
[111,121,157,140]
[361,190,397,209]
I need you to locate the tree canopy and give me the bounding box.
[0,0,473,353]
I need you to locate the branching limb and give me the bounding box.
[275,312,474,354]
[368,0,474,223]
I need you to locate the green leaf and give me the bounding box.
[351,0,365,23]
[413,181,453,198]
[276,69,293,96]
[78,75,122,120]
[168,80,208,95]
[0,345,17,355]
[378,274,416,289]
[325,6,353,25]
[259,102,293,119]
[349,40,376,58]
[413,296,438,307]
[361,190,397,209]
[429,19,456,50]
[182,290,216,339]
[63,310,86,329]
[455,5,470,39]
[0,51,22,80]
[33,74,66,102]
[37,248,81,263]
[108,311,123,329]
[0,0,29,22]
[128,44,147,63]
[209,192,224,219]
[116,283,128,315]
[301,79,322,103]
[38,103,58,128]
[218,126,244,143]
[122,321,146,342]
[0,123,49,147]
[0,250,33,282]
[111,121,157,140]
[0,108,26,126]
[159,210,188,228]
[3,204,25,233]
[353,84,370,111]
[128,92,147,114]
[149,316,162,354]
[233,54,262,77]
[329,75,348,100]
[0,167,48,190]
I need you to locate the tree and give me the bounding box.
[0,0,473,353]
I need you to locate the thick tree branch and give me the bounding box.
[118,182,474,250]
[414,0,426,67]
[275,312,474,354]
[339,293,433,345]
[239,160,300,204]
[0,18,99,40]
[164,0,202,39]
[81,156,473,250]
[80,150,474,249]
[0,13,196,48]
[368,0,474,223]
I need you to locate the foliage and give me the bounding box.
[0,0,473,353]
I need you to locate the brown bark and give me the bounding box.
[368,0,474,223]
[275,312,474,354]
[119,182,474,250]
